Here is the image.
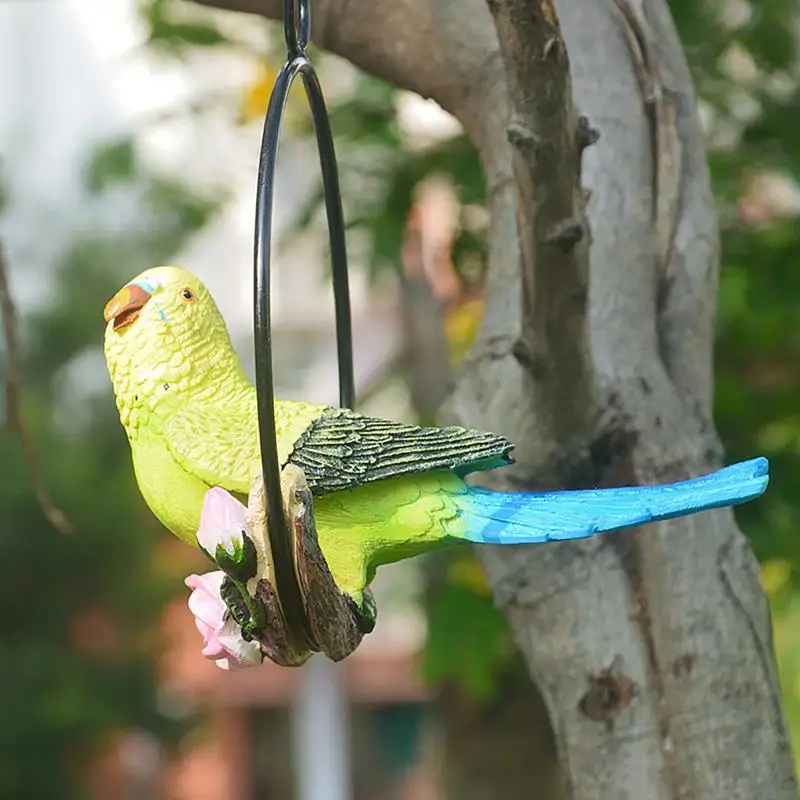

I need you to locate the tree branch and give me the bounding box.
[485,0,596,471]
[0,240,71,534]
[641,0,720,426]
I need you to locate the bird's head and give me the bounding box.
[103,266,244,411]
[103,266,216,334]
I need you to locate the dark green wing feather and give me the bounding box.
[285,407,514,496]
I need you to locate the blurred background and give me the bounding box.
[1,0,799,797]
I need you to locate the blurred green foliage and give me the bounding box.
[421,555,517,700]
[144,0,232,52]
[0,139,217,796]
[293,77,487,282]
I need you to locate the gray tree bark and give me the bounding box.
[191,0,797,796]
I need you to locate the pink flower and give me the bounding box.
[184,571,263,670]
[196,488,258,581]
[196,488,248,557]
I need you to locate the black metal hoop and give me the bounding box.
[253,3,355,652]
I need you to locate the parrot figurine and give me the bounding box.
[102,266,769,615]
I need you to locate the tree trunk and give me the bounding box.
[193,0,798,796]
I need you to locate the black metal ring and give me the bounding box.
[283,0,310,58]
[254,54,355,652]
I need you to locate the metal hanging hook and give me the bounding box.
[283,0,311,58]
[253,1,355,653]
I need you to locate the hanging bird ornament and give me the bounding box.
[102,266,770,667]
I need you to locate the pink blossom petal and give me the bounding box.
[187,591,223,626]
[185,572,227,638]
[201,640,226,658]
[184,569,263,670]
[197,488,249,556]
[193,618,215,641]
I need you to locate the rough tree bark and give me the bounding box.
[192,0,797,797]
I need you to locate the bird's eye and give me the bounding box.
[180,288,194,301]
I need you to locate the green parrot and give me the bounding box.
[102,266,769,606]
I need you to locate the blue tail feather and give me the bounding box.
[460,457,769,545]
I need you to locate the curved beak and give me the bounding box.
[103,283,151,330]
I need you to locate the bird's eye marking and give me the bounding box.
[181,288,194,301]
[163,383,170,391]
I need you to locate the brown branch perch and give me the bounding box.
[243,466,371,666]
[0,240,72,534]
